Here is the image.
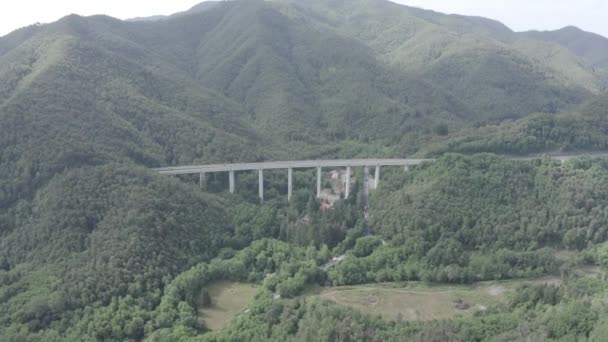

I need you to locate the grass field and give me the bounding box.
[311,250,606,322]
[198,281,258,331]
[312,282,515,321]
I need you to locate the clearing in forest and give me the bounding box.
[198,281,258,331]
[313,282,509,321]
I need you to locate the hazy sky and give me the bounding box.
[1,0,607,38]
[396,0,608,36]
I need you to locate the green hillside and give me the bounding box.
[2,0,603,154]
[1,0,608,340]
[295,0,603,120]
[426,93,608,155]
[0,13,271,207]
[522,26,608,71]
[153,155,608,341]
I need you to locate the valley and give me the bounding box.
[1,0,608,341]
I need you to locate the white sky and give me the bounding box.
[0,0,607,38]
[395,0,608,37]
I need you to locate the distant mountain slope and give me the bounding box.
[114,0,476,144]
[521,26,608,71]
[183,0,472,142]
[402,5,515,40]
[287,0,602,121]
[0,13,267,208]
[116,0,605,136]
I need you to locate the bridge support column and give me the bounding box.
[199,172,206,190]
[345,166,351,199]
[288,168,293,202]
[374,165,380,189]
[229,170,235,194]
[317,166,322,198]
[259,169,264,202]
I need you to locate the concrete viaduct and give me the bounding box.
[154,154,608,201]
[154,159,433,201]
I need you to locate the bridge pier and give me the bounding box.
[155,159,433,199]
[363,166,370,221]
[345,166,351,199]
[288,168,293,201]
[259,169,264,202]
[317,166,322,198]
[375,165,380,189]
[229,170,235,194]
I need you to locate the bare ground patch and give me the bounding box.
[198,281,258,331]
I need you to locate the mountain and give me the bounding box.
[0,0,604,209]
[0,12,276,208]
[295,0,603,119]
[521,26,608,71]
[2,0,604,155]
[1,0,608,340]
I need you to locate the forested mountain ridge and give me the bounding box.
[2,0,605,212]
[0,12,273,207]
[425,92,608,155]
[2,0,605,151]
[521,26,608,72]
[296,0,604,117]
[1,0,608,340]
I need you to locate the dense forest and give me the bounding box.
[426,94,608,155]
[1,0,608,341]
[4,155,608,341]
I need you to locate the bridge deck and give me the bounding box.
[154,153,608,176]
[154,159,434,175]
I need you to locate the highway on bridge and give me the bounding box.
[153,153,608,201]
[153,158,433,175]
